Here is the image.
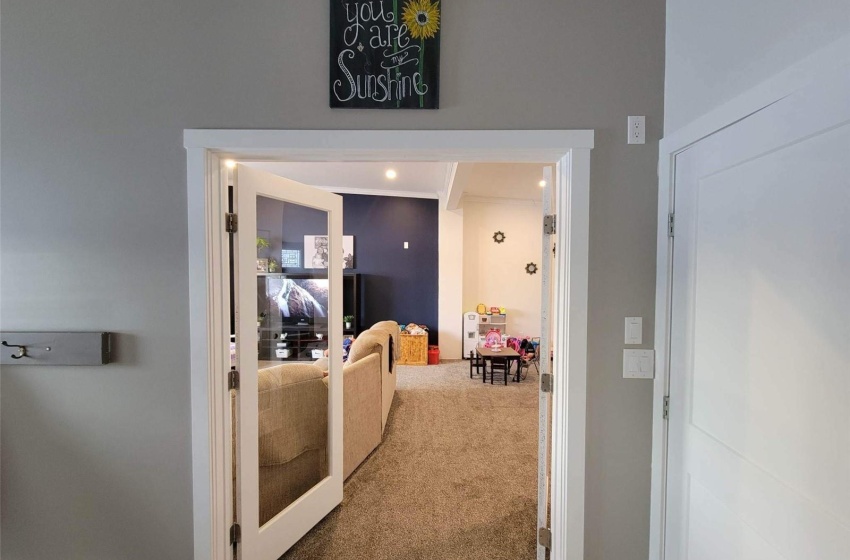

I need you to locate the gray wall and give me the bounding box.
[0,1,664,559]
[665,0,850,133]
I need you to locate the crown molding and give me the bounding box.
[461,195,541,207]
[311,185,440,199]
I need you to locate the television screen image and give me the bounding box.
[264,276,329,326]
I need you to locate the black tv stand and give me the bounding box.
[260,325,328,362]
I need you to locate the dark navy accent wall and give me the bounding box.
[342,194,439,345]
[259,194,439,345]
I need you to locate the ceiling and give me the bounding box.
[451,163,546,206]
[243,162,453,199]
[243,161,547,206]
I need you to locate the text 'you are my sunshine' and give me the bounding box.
[333,1,429,103]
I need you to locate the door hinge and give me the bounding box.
[540,373,553,393]
[663,395,670,419]
[226,213,238,233]
[667,213,675,238]
[229,523,241,545]
[538,527,552,549]
[543,214,556,235]
[228,369,240,391]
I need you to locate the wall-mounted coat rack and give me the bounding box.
[0,332,112,366]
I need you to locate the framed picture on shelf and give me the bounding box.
[281,249,300,268]
[257,258,269,273]
[342,236,354,269]
[305,235,355,269]
[305,235,328,268]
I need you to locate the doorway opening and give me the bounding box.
[185,130,593,560]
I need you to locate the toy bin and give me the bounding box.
[427,346,440,365]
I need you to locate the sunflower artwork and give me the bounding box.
[330,0,441,109]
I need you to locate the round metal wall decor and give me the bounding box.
[493,231,506,244]
[526,262,538,275]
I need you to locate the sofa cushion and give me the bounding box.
[313,357,329,374]
[347,331,385,364]
[257,364,327,467]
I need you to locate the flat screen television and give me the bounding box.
[262,275,329,327]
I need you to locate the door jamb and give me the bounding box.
[648,34,850,560]
[184,129,594,560]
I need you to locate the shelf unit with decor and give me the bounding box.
[342,273,361,336]
[260,327,328,362]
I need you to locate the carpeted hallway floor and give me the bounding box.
[283,360,539,560]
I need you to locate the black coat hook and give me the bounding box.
[2,340,28,359]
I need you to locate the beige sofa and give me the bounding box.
[368,320,400,434]
[316,320,399,474]
[257,321,399,522]
[257,362,328,525]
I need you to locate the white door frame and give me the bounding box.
[648,33,850,560]
[184,129,594,560]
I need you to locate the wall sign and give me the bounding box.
[330,0,441,109]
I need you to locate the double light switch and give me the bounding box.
[623,317,653,378]
[623,349,654,379]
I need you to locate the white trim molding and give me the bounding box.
[186,148,231,560]
[308,185,440,199]
[185,129,594,560]
[183,129,594,162]
[461,195,542,207]
[552,150,591,560]
[649,33,850,560]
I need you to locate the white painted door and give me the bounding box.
[537,166,554,560]
[665,73,850,559]
[234,164,344,559]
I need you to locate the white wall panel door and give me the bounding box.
[665,72,850,559]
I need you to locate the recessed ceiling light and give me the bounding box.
[538,180,546,187]
[224,159,237,169]
[385,169,397,180]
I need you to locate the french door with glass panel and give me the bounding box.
[232,164,344,559]
[537,166,554,560]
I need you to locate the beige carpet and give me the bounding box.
[282,360,539,560]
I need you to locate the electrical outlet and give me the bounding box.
[627,116,645,144]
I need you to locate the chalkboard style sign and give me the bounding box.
[330,0,441,109]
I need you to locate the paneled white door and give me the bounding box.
[234,164,344,559]
[665,72,850,559]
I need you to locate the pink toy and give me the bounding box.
[484,328,502,348]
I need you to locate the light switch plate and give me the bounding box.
[623,349,654,379]
[625,317,642,344]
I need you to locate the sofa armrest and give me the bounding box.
[370,321,400,365]
[339,353,382,479]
